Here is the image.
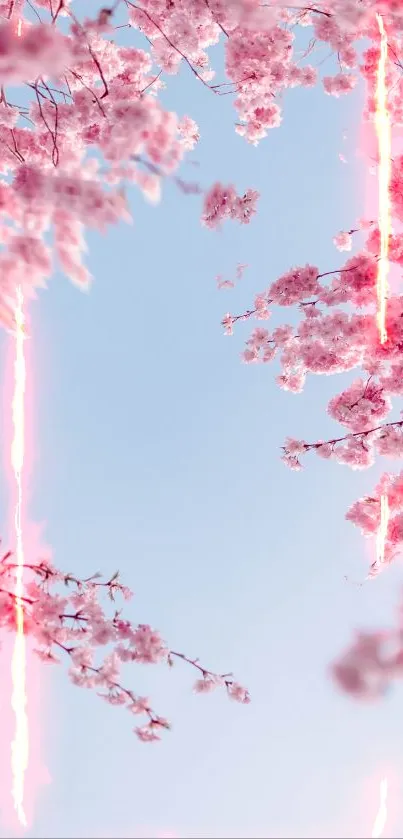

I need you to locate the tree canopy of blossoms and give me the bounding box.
[1,0,403,751]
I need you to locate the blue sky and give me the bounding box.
[0,20,402,839]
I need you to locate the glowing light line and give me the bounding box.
[371,778,388,839]
[375,493,389,571]
[372,14,391,584]
[8,16,29,829]
[365,18,392,586]
[366,26,392,835]
[375,13,391,345]
[10,286,28,827]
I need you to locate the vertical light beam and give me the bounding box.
[376,493,389,569]
[10,286,28,827]
[373,14,391,585]
[368,26,391,836]
[371,778,388,839]
[375,13,391,345]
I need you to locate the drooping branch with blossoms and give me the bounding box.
[0,547,249,742]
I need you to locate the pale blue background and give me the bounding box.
[0,16,402,839]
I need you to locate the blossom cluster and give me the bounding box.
[0,549,249,741]
[332,598,403,700]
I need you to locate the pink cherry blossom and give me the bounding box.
[193,678,217,694]
[268,264,320,306]
[0,549,247,740]
[323,72,357,97]
[227,682,251,703]
[216,262,247,290]
[332,610,403,702]
[327,379,391,432]
[201,183,259,229]
[333,230,352,251]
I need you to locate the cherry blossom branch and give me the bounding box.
[0,549,249,742]
[126,1,253,96]
[131,154,202,195]
[222,255,380,332]
[168,650,248,700]
[126,1,216,91]
[260,4,332,16]
[282,419,403,470]
[204,0,229,38]
[66,7,109,98]
[33,79,59,166]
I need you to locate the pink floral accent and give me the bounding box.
[333,231,352,251]
[202,183,259,229]
[0,551,247,741]
[323,73,357,97]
